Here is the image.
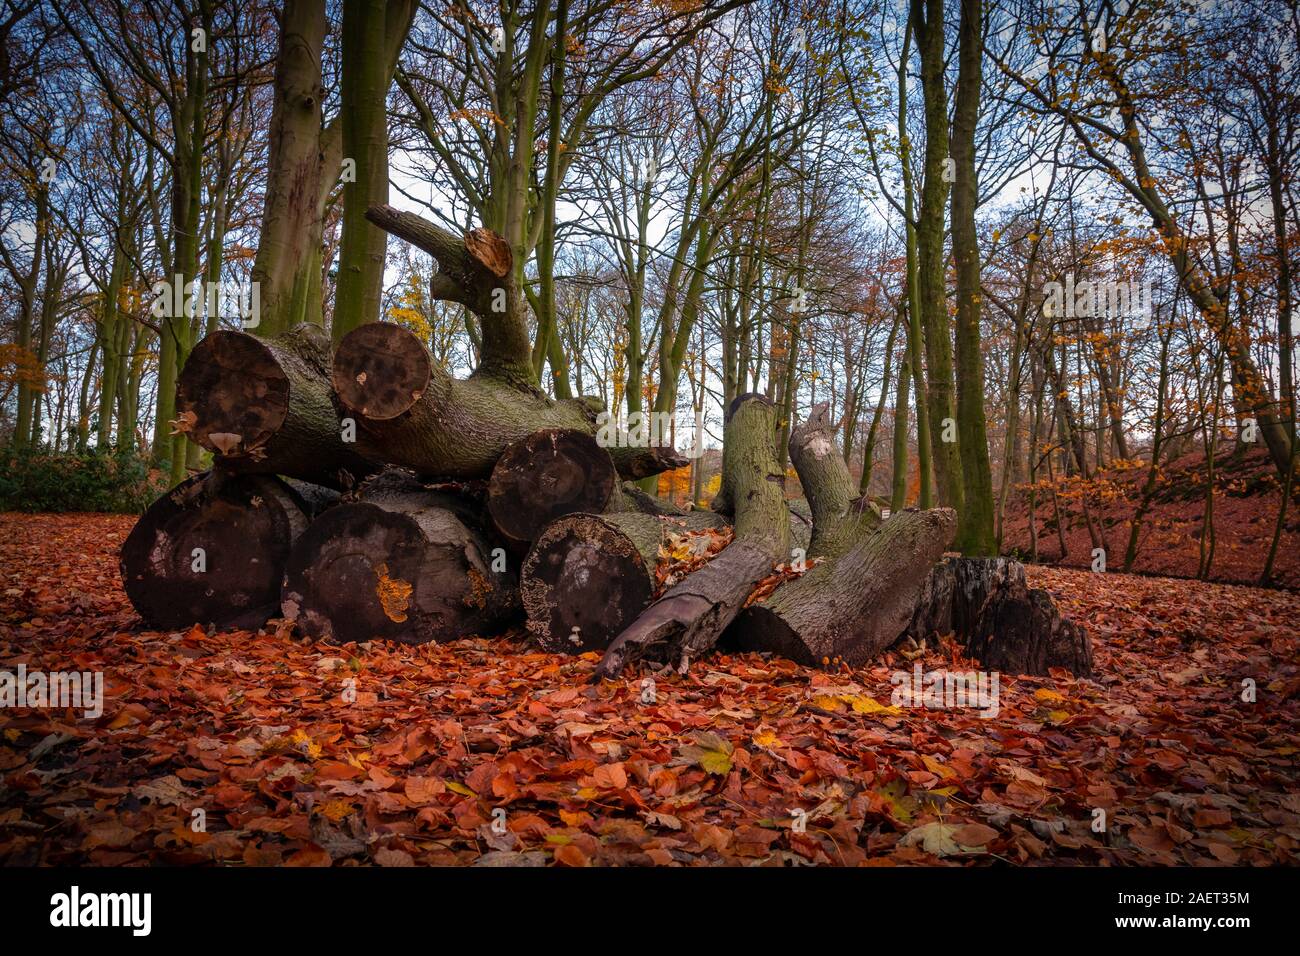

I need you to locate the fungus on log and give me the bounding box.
[592,394,791,679]
[175,323,375,487]
[520,510,727,654]
[121,470,333,630]
[281,469,517,645]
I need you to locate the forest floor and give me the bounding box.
[0,512,1297,866]
[1000,447,1300,587]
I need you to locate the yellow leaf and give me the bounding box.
[845,694,901,716]
[1033,688,1066,704]
[752,728,782,748]
[317,799,353,822]
[445,781,475,796]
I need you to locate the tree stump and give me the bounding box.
[905,557,1093,676]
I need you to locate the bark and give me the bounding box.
[912,0,963,513]
[520,510,726,654]
[950,0,996,555]
[331,321,685,481]
[281,468,517,645]
[905,557,1092,677]
[730,507,956,666]
[250,0,328,338]
[176,323,375,487]
[333,0,406,342]
[592,394,791,679]
[120,470,333,630]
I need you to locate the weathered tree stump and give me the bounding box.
[905,557,1093,676]
[281,469,517,645]
[520,510,727,653]
[175,324,374,487]
[120,471,333,630]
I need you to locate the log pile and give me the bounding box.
[121,208,1090,683]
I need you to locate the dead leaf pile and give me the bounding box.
[1,513,1297,866]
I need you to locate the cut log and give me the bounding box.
[331,322,686,481]
[904,557,1092,676]
[281,469,517,645]
[120,471,333,630]
[520,510,727,654]
[175,324,375,487]
[729,403,952,666]
[729,507,957,666]
[593,394,790,679]
[486,428,620,548]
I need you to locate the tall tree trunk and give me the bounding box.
[949,0,995,555]
[912,0,962,513]
[333,0,404,343]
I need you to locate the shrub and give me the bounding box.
[0,447,168,514]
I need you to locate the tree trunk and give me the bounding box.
[520,510,726,654]
[176,323,375,487]
[331,321,685,481]
[120,470,333,630]
[730,403,954,666]
[281,468,517,645]
[730,507,956,666]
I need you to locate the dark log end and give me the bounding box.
[332,322,432,421]
[520,514,655,654]
[487,429,617,546]
[282,499,511,645]
[282,502,425,644]
[177,331,289,455]
[120,473,302,629]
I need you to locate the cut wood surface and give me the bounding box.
[281,469,517,645]
[520,510,726,654]
[487,428,620,548]
[175,324,374,487]
[120,470,331,630]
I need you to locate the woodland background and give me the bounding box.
[0,0,1297,583]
